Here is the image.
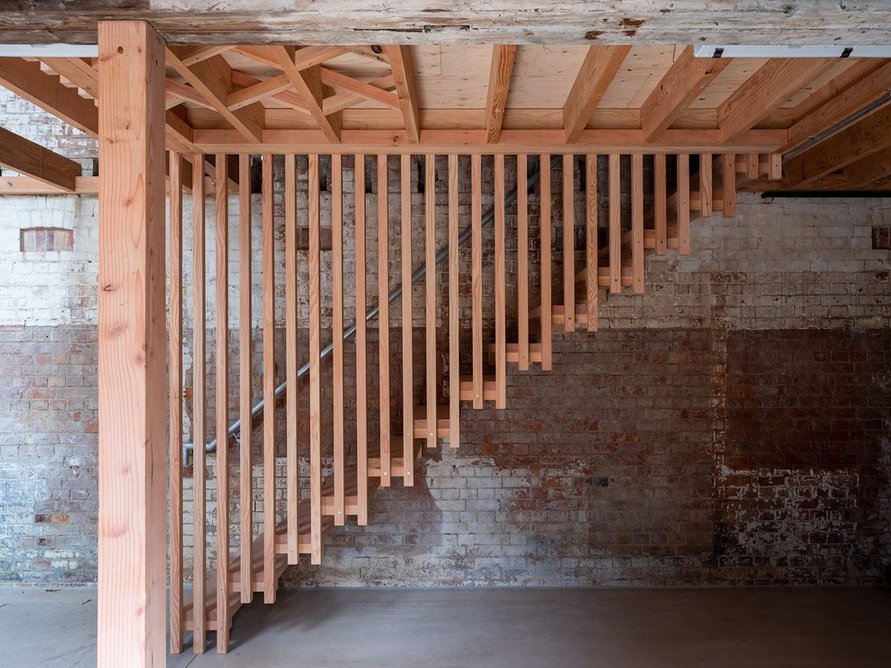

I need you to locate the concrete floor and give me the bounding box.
[1,587,889,667]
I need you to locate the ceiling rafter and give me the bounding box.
[485,45,516,144]
[272,45,342,143]
[232,45,347,72]
[178,45,233,67]
[384,45,420,143]
[639,46,729,141]
[166,47,264,143]
[323,75,397,115]
[0,125,81,191]
[717,58,838,142]
[563,46,631,143]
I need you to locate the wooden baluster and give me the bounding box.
[377,154,391,486]
[191,154,206,653]
[284,154,299,559]
[608,154,621,295]
[722,152,736,217]
[517,154,529,370]
[308,154,323,563]
[769,153,783,180]
[495,154,507,408]
[355,155,369,523]
[261,154,277,597]
[237,154,253,603]
[447,154,460,447]
[631,154,645,294]
[678,154,691,255]
[425,154,438,444]
[700,153,713,217]
[401,154,414,478]
[539,155,552,371]
[332,154,345,523]
[214,154,230,653]
[471,154,483,407]
[562,154,575,332]
[167,151,183,655]
[655,153,667,256]
[746,152,760,180]
[585,154,598,331]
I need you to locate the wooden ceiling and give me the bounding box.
[1,43,890,192]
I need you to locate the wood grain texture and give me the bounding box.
[261,154,277,598]
[485,45,516,143]
[722,152,736,217]
[585,154,598,331]
[631,153,644,294]
[425,154,438,443]
[355,154,369,522]
[655,153,667,256]
[284,154,300,558]
[96,21,166,667]
[700,153,713,217]
[562,154,575,332]
[237,153,253,604]
[0,126,81,191]
[214,154,230,653]
[471,154,484,408]
[539,154,552,371]
[677,153,691,254]
[308,153,323,562]
[167,150,183,656]
[494,153,507,408]
[608,154,621,295]
[401,154,415,475]
[332,154,345,520]
[377,154,391,485]
[517,154,529,368]
[447,154,460,447]
[563,46,631,142]
[386,46,420,143]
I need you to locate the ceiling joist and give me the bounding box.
[563,46,631,143]
[485,45,516,144]
[272,45,342,143]
[385,45,420,144]
[0,125,81,191]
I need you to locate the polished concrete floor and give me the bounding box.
[1,586,889,667]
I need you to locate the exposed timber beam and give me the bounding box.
[385,45,420,143]
[718,58,837,142]
[165,48,264,143]
[96,20,167,667]
[0,57,98,136]
[272,46,342,143]
[178,45,232,67]
[324,75,396,115]
[192,127,786,154]
[485,45,516,144]
[0,125,81,191]
[40,57,98,98]
[563,46,630,143]
[781,60,891,152]
[639,46,729,141]
[319,67,400,109]
[233,45,346,71]
[774,103,891,188]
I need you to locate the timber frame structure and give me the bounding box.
[0,8,890,666]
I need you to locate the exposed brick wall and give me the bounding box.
[0,136,889,584]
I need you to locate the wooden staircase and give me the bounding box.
[169,150,779,654]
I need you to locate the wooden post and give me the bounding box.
[97,21,166,667]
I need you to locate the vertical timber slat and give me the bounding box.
[167,150,183,655]
[562,154,575,332]
[494,154,507,408]
[425,154,438,445]
[308,154,323,562]
[97,21,167,667]
[585,154,598,331]
[214,154,230,653]
[722,152,737,217]
[261,154,277,599]
[447,154,460,447]
[700,153,713,217]
[517,154,529,369]
[678,154,691,255]
[377,154,391,486]
[332,154,345,522]
[401,154,414,477]
[238,154,253,602]
[631,153,645,294]
[190,153,207,653]
[471,154,483,407]
[539,154,552,370]
[284,154,299,558]
[608,154,621,295]
[355,154,369,524]
[655,153,667,255]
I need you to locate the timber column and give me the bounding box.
[97,20,167,667]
